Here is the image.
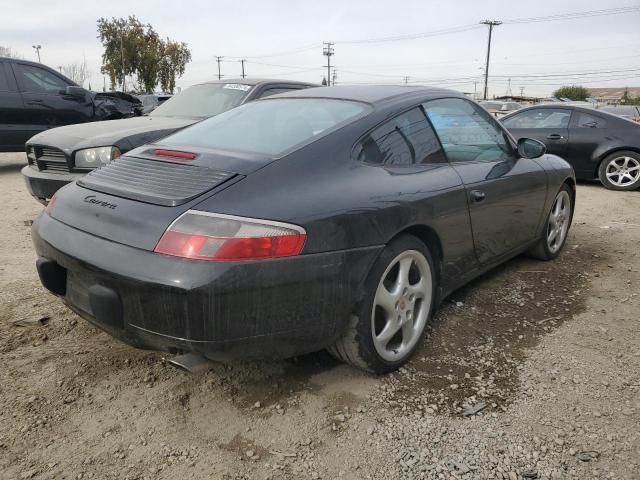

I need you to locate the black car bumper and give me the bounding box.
[32,213,382,360]
[22,165,83,203]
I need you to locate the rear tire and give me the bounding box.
[327,235,436,373]
[527,184,573,261]
[598,151,640,191]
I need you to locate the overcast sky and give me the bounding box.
[3,0,639,97]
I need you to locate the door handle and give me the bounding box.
[546,134,564,140]
[470,190,486,202]
[27,99,44,105]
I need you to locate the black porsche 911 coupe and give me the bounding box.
[32,86,575,373]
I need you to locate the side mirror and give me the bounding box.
[517,138,546,159]
[62,86,88,98]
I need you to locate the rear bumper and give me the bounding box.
[32,213,382,360]
[22,165,82,203]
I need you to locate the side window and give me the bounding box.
[502,108,571,129]
[258,87,297,99]
[355,107,444,166]
[423,98,515,163]
[14,64,69,93]
[0,63,9,91]
[575,112,606,129]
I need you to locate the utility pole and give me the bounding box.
[331,68,338,86]
[215,56,224,80]
[520,86,525,98]
[322,42,334,87]
[474,81,478,100]
[120,34,126,92]
[239,59,246,79]
[480,20,501,100]
[506,77,512,97]
[403,76,410,85]
[32,44,41,62]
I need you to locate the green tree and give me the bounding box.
[97,16,191,93]
[158,40,191,94]
[553,85,590,101]
[321,76,328,86]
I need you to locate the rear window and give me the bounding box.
[161,98,371,156]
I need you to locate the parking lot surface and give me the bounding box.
[1,152,639,479]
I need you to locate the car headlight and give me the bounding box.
[74,146,121,169]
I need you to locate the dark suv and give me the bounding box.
[22,78,317,203]
[0,57,142,152]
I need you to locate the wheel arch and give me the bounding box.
[594,146,640,177]
[388,224,443,283]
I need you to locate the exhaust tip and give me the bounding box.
[167,353,214,374]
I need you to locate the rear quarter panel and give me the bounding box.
[193,122,476,287]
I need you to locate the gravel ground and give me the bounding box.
[1,152,638,480]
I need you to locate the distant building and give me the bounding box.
[588,87,640,104]
[493,95,542,104]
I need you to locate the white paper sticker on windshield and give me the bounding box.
[223,84,252,91]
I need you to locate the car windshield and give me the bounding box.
[150,83,253,118]
[161,98,371,156]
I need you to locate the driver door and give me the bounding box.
[12,62,94,136]
[501,107,572,158]
[424,98,548,264]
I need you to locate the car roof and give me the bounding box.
[274,85,463,105]
[501,103,639,123]
[0,56,79,86]
[194,78,318,87]
[0,56,41,65]
[518,104,598,113]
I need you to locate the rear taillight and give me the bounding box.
[154,211,306,261]
[45,193,57,215]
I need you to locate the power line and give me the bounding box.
[332,6,639,47]
[335,24,482,45]
[503,6,640,24]
[492,67,640,79]
[247,60,318,69]
[224,44,322,60]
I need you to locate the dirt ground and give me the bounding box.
[1,152,638,480]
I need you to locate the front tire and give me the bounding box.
[328,235,436,373]
[598,151,640,191]
[527,184,573,260]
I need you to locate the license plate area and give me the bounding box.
[66,270,94,315]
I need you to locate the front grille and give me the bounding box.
[77,156,236,206]
[35,146,70,173]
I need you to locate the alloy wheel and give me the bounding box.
[371,250,432,362]
[547,190,571,254]
[605,156,640,188]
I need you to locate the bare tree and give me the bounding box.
[0,46,22,58]
[61,57,91,87]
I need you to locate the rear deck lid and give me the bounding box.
[77,155,236,207]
